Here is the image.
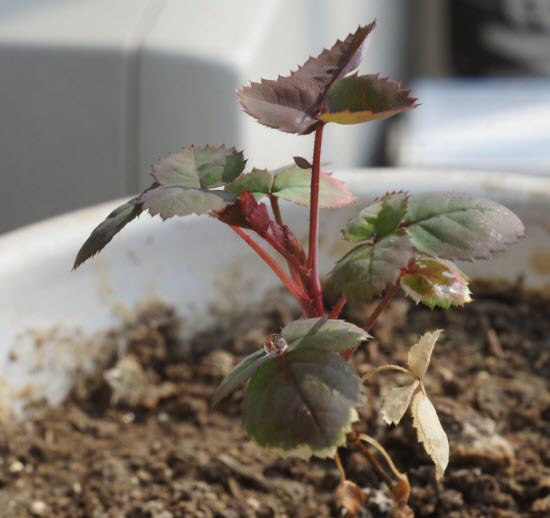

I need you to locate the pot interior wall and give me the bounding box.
[0,169,548,409]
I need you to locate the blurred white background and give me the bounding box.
[1,0,549,233]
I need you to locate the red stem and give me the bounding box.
[341,278,402,361]
[328,295,347,319]
[363,278,402,333]
[230,226,316,317]
[268,195,305,289]
[307,122,326,315]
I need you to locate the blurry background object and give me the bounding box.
[2,0,548,234]
[0,0,408,233]
[391,0,550,175]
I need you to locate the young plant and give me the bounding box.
[74,20,524,515]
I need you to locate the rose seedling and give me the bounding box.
[75,20,524,515]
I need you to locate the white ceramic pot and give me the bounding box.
[1,169,548,411]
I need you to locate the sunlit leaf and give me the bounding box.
[225,168,273,198]
[140,186,235,220]
[381,381,419,426]
[401,257,471,309]
[281,317,370,352]
[330,230,413,302]
[238,23,376,134]
[411,391,449,481]
[226,164,355,209]
[318,74,418,125]
[243,348,362,456]
[211,349,275,407]
[408,330,442,379]
[404,193,525,260]
[272,165,356,208]
[344,191,408,241]
[152,145,246,189]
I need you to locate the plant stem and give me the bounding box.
[261,228,308,286]
[361,364,414,383]
[358,434,406,481]
[307,122,326,316]
[268,195,296,277]
[328,295,347,319]
[363,278,402,333]
[349,431,393,490]
[334,451,346,481]
[230,226,315,316]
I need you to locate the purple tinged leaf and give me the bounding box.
[211,349,275,407]
[293,156,312,169]
[243,347,363,455]
[330,230,414,302]
[344,191,409,241]
[281,317,370,352]
[404,193,525,260]
[238,22,376,134]
[401,257,472,309]
[318,74,418,125]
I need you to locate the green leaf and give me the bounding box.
[152,145,246,189]
[226,164,355,208]
[73,196,143,269]
[140,186,235,220]
[243,348,363,456]
[238,23,377,134]
[330,230,413,302]
[401,257,471,309]
[281,317,370,352]
[211,349,275,407]
[404,193,525,260]
[272,165,356,208]
[344,191,408,241]
[224,168,273,198]
[318,74,418,125]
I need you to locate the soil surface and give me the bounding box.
[0,283,548,517]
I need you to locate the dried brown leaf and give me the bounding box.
[381,381,419,425]
[407,330,442,379]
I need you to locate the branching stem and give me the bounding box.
[363,278,402,333]
[307,122,326,316]
[361,364,413,383]
[328,295,347,319]
[358,434,406,481]
[349,431,393,490]
[230,226,316,316]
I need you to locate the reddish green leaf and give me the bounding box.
[404,193,525,260]
[243,347,362,456]
[344,191,408,241]
[401,257,471,309]
[330,230,413,302]
[216,191,271,233]
[318,73,418,125]
[238,23,376,134]
[281,317,370,352]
